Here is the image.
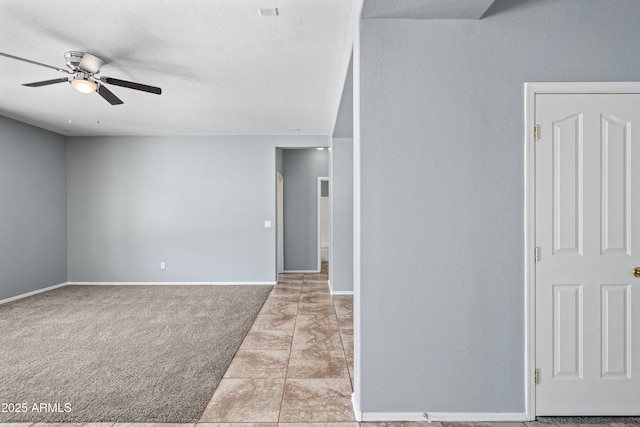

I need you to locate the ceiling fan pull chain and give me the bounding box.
[68,92,73,125]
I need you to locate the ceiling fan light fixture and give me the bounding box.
[71,78,97,93]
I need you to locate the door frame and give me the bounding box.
[277,172,285,275]
[317,176,330,272]
[524,82,640,420]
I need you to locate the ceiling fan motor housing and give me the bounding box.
[64,51,86,72]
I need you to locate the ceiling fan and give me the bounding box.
[0,51,162,105]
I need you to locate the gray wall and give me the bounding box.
[329,138,354,293]
[282,148,329,271]
[67,135,326,283]
[333,55,354,139]
[331,51,354,293]
[357,0,640,414]
[0,116,67,300]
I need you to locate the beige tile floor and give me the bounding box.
[5,264,639,427]
[199,264,355,424]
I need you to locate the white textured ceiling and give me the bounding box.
[0,0,352,136]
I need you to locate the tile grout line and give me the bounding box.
[275,276,302,424]
[332,293,353,390]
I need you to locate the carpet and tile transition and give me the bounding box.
[0,285,272,423]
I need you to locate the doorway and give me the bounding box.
[318,176,330,273]
[279,148,329,273]
[525,83,640,417]
[277,171,284,275]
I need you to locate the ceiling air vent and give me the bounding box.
[258,8,279,16]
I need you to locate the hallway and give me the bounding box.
[199,263,355,423]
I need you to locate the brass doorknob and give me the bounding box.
[634,267,640,278]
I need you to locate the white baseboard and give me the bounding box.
[331,290,354,295]
[0,282,68,305]
[425,412,528,422]
[282,270,320,274]
[359,412,528,422]
[352,392,527,423]
[360,412,425,422]
[67,281,277,286]
[352,393,363,422]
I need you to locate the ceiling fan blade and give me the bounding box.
[79,52,104,73]
[0,51,71,74]
[100,76,161,95]
[22,77,70,87]
[97,84,124,105]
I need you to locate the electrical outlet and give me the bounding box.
[160,262,166,270]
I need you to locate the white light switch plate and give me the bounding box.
[264,221,272,228]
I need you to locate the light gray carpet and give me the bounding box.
[0,284,272,423]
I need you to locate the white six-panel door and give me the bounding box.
[535,93,640,415]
